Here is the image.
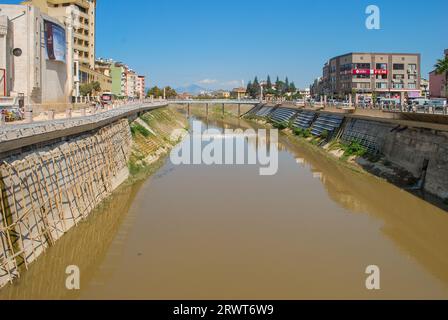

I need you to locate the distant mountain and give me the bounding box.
[175,84,209,95]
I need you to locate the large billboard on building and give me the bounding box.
[44,20,66,63]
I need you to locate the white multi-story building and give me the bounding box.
[0,4,78,106]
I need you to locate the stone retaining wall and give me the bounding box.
[0,119,131,288]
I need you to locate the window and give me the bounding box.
[408,64,417,71]
[393,74,404,80]
[340,63,352,72]
[376,63,387,70]
[356,83,371,89]
[393,83,404,89]
[393,64,405,70]
[408,83,417,89]
[354,63,371,69]
[376,83,388,89]
[353,74,370,79]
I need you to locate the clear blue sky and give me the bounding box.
[4,0,448,89]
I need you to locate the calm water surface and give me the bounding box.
[1,116,448,300]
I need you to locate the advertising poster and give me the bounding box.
[44,20,66,63]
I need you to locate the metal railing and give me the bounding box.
[300,101,448,116]
[167,99,260,104]
[0,98,166,126]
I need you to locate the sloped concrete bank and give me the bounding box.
[0,107,188,288]
[245,105,448,207]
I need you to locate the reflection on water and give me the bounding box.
[0,182,143,300]
[1,116,448,300]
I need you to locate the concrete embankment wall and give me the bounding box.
[0,105,188,289]
[247,105,448,202]
[0,119,132,287]
[342,117,448,199]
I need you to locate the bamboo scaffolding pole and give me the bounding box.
[54,151,78,228]
[0,118,139,287]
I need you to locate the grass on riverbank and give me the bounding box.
[128,107,188,181]
[242,112,372,175]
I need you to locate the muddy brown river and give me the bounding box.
[1,116,448,300]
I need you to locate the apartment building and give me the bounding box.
[95,58,113,77]
[136,75,146,99]
[317,52,421,102]
[429,49,448,99]
[125,70,137,98]
[110,63,127,97]
[25,0,96,69]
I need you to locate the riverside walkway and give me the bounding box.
[0,101,168,155]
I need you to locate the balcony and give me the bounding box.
[47,0,91,10]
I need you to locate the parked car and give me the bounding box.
[428,99,447,112]
[100,92,114,106]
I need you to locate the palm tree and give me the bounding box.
[434,57,448,98]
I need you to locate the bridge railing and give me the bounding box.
[167,99,260,104]
[302,101,448,116]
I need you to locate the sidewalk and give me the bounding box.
[0,101,168,153]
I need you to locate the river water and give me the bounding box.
[1,115,448,300]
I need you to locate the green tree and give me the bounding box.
[246,77,259,98]
[253,76,260,97]
[91,81,101,93]
[147,86,163,97]
[253,76,259,88]
[79,81,101,96]
[79,83,92,96]
[246,81,253,97]
[435,56,448,98]
[275,77,283,95]
[266,75,272,90]
[284,77,289,94]
[276,81,285,96]
[289,82,296,93]
[164,86,177,99]
[372,91,378,106]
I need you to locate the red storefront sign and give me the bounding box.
[374,69,388,75]
[352,69,388,75]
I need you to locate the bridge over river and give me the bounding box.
[168,99,261,117]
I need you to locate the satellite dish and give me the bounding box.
[12,48,22,57]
